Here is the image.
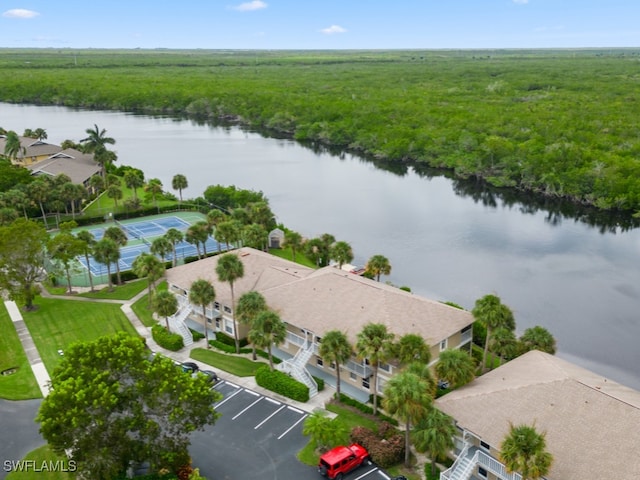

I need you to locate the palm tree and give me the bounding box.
[150,236,172,262]
[242,223,267,250]
[189,279,216,347]
[80,124,116,182]
[194,221,212,256]
[435,349,475,389]
[89,175,104,207]
[491,327,518,365]
[106,184,123,209]
[144,178,164,208]
[365,254,392,281]
[216,253,245,353]
[124,170,144,200]
[185,226,202,259]
[302,410,348,452]
[215,219,241,250]
[28,176,51,228]
[472,294,515,372]
[519,326,557,355]
[172,174,188,202]
[47,232,84,294]
[34,128,47,141]
[330,241,354,269]
[3,131,25,162]
[236,291,267,360]
[318,330,352,400]
[164,228,184,267]
[76,230,96,292]
[284,230,303,261]
[355,322,395,415]
[250,310,286,370]
[92,237,119,291]
[153,290,179,331]
[500,423,553,480]
[395,333,431,366]
[383,370,432,467]
[132,252,165,300]
[104,226,128,285]
[413,408,457,477]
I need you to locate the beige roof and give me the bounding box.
[0,136,62,160]
[435,350,640,480]
[165,247,473,346]
[27,149,101,184]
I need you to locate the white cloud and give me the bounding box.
[231,1,267,11]
[320,25,347,35]
[3,9,40,19]
[512,0,529,4]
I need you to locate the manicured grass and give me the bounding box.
[190,348,265,377]
[83,183,179,217]
[78,279,147,300]
[0,303,41,400]
[5,444,76,480]
[131,282,167,327]
[22,297,138,372]
[268,247,317,268]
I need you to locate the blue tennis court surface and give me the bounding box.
[76,215,228,276]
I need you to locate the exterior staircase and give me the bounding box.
[167,298,194,347]
[277,340,318,398]
[447,453,475,480]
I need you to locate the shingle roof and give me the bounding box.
[165,247,473,346]
[435,350,640,480]
[27,149,101,184]
[0,136,62,159]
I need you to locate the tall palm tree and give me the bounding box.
[491,327,518,365]
[242,223,267,251]
[152,290,179,331]
[164,228,183,267]
[76,230,96,292]
[80,124,116,182]
[236,291,267,360]
[395,333,431,366]
[123,170,144,200]
[132,252,165,300]
[150,236,172,262]
[330,241,354,269]
[106,184,123,209]
[215,219,241,250]
[355,322,395,415]
[34,128,47,141]
[92,237,120,291]
[27,176,51,228]
[172,174,188,202]
[185,226,202,259]
[435,349,475,389]
[500,423,553,480]
[382,370,432,467]
[365,254,392,281]
[472,294,515,372]
[3,131,25,162]
[194,221,212,256]
[216,253,245,353]
[519,325,557,355]
[144,178,163,209]
[189,279,216,347]
[47,232,84,294]
[104,226,128,285]
[319,330,352,400]
[250,310,286,370]
[284,230,303,262]
[413,408,457,477]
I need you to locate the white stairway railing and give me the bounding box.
[277,341,318,398]
[168,301,194,347]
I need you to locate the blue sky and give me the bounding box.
[1,0,639,49]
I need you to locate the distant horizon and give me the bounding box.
[2,1,640,50]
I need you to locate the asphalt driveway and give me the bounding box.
[0,399,44,480]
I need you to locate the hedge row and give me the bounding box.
[350,426,404,468]
[215,331,249,348]
[152,324,184,351]
[254,365,309,402]
[312,375,325,391]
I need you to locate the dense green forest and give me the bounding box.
[2,48,640,212]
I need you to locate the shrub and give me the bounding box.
[189,329,205,341]
[111,270,139,284]
[349,426,404,468]
[254,365,309,402]
[215,332,249,348]
[425,462,441,480]
[312,375,325,391]
[254,348,282,364]
[152,324,184,351]
[209,339,236,353]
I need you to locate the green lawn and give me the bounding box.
[190,348,266,377]
[83,184,179,217]
[0,303,41,400]
[268,247,317,268]
[5,444,76,480]
[78,279,147,300]
[131,281,167,327]
[22,297,138,372]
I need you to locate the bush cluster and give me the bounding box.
[111,270,139,284]
[209,339,235,353]
[254,365,309,402]
[189,329,205,341]
[152,324,184,351]
[312,375,325,391]
[350,426,404,468]
[337,393,398,426]
[215,332,249,348]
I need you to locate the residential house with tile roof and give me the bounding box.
[27,148,102,189]
[0,135,63,165]
[435,350,640,480]
[164,247,474,399]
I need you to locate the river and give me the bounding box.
[2,102,639,390]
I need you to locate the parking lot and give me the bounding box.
[190,379,392,480]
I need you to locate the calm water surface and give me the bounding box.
[2,103,639,389]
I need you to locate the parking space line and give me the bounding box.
[224,380,238,388]
[264,397,281,405]
[232,397,263,420]
[254,405,286,430]
[354,468,380,480]
[277,413,307,440]
[376,470,390,480]
[245,389,260,397]
[286,406,303,414]
[215,387,243,408]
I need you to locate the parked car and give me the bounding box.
[318,444,369,479]
[196,370,219,385]
[180,362,199,374]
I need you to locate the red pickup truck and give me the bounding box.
[318,443,369,480]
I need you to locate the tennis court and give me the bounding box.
[75,213,229,277]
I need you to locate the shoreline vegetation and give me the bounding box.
[2,48,640,219]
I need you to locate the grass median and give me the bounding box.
[190,347,266,377]
[131,281,167,327]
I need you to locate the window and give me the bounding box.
[478,467,487,478]
[350,372,357,380]
[317,357,324,368]
[362,377,370,389]
[224,320,233,334]
[206,318,212,324]
[480,440,490,451]
[329,362,336,370]
[223,305,232,314]
[215,317,220,328]
[440,338,448,351]
[461,324,472,334]
[316,336,322,344]
[214,301,220,310]
[379,363,390,373]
